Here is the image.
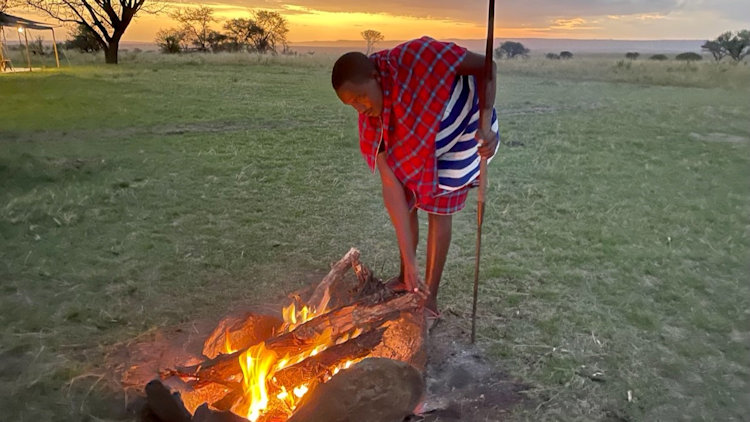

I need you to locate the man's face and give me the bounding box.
[335,74,383,117]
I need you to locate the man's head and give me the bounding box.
[332,52,383,117]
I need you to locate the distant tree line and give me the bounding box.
[155,6,289,54]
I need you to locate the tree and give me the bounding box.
[361,29,384,55]
[206,30,230,52]
[170,5,215,52]
[702,31,750,63]
[625,52,640,60]
[1,0,22,12]
[649,54,668,61]
[701,40,726,62]
[155,27,184,54]
[675,52,702,62]
[248,10,288,54]
[65,23,101,53]
[494,41,529,59]
[223,18,262,52]
[719,30,749,62]
[25,0,158,64]
[560,51,573,59]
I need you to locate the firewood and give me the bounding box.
[164,294,420,386]
[271,327,386,390]
[306,247,360,313]
[202,312,282,359]
[192,403,248,422]
[143,379,192,422]
[286,358,424,422]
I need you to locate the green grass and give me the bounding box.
[1,55,749,421]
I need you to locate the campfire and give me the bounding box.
[143,248,428,422]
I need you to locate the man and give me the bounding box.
[332,36,499,321]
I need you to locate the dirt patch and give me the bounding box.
[414,311,529,421]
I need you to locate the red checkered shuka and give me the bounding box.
[358,37,467,212]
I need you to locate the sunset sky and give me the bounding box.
[10,0,750,43]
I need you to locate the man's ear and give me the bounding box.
[372,70,380,83]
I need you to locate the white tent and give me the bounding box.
[1,11,60,72]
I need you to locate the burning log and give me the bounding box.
[272,327,386,389]
[208,328,388,414]
[202,312,282,359]
[166,293,419,386]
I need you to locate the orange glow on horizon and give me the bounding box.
[5,3,739,44]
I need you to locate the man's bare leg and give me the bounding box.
[392,207,419,290]
[425,213,452,313]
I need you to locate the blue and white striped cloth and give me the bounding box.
[435,75,499,191]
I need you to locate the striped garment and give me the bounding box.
[435,75,499,192]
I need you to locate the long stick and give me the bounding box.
[471,0,495,344]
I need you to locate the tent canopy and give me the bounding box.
[0,11,55,30]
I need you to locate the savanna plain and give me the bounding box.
[1,52,749,421]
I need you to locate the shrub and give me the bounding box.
[545,53,560,60]
[625,52,640,60]
[676,52,702,61]
[64,24,102,53]
[650,54,669,61]
[156,28,185,54]
[29,36,46,56]
[560,51,573,59]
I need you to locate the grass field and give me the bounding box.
[1,53,749,421]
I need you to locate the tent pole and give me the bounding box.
[51,28,59,68]
[0,26,5,68]
[22,27,31,71]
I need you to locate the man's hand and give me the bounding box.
[403,267,429,300]
[476,125,499,159]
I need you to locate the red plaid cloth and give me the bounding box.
[359,37,468,214]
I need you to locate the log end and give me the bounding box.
[287,357,424,422]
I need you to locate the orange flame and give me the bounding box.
[232,300,369,420]
[234,342,278,422]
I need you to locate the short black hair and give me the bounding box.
[331,52,376,90]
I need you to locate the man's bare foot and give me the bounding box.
[424,307,441,332]
[385,276,408,292]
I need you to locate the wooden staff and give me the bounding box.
[471,0,495,344]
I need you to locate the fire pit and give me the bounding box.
[139,248,428,422]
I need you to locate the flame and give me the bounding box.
[281,302,317,332]
[230,300,369,421]
[234,342,278,422]
[224,328,237,354]
[293,384,309,398]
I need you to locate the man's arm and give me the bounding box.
[457,51,498,158]
[376,152,422,294]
